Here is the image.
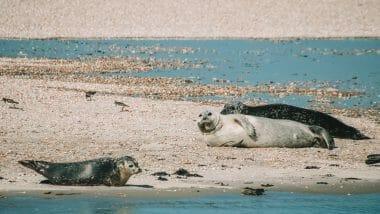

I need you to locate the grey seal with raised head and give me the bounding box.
[197,110,334,149]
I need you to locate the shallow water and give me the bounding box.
[0,192,379,214]
[0,39,379,109]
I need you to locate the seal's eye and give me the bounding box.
[208,112,212,116]
[129,164,134,168]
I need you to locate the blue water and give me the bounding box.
[0,192,379,214]
[0,39,379,109]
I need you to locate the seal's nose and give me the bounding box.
[137,168,142,173]
[202,115,208,120]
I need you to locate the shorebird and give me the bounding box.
[114,101,130,112]
[2,97,19,108]
[85,91,96,101]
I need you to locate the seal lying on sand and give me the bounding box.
[221,101,369,140]
[197,110,334,149]
[18,156,141,186]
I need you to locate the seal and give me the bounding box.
[221,101,369,140]
[197,110,334,149]
[18,156,142,186]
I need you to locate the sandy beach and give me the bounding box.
[0,0,379,39]
[0,0,379,198]
[0,75,379,196]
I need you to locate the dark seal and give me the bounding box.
[221,101,369,140]
[18,156,141,186]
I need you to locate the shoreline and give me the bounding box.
[2,180,380,198]
[1,36,379,40]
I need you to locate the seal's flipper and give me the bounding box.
[18,160,51,176]
[309,126,335,150]
[352,132,370,140]
[234,116,256,141]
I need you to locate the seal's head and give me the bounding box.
[115,156,142,185]
[220,101,246,114]
[197,110,221,133]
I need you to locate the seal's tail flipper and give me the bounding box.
[353,132,370,140]
[365,154,380,164]
[340,125,370,140]
[309,126,335,150]
[18,160,50,175]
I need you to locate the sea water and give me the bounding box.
[0,39,379,109]
[0,192,379,214]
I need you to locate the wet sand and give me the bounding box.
[0,76,379,196]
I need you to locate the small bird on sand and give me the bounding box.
[114,101,130,112]
[2,97,19,108]
[85,91,96,101]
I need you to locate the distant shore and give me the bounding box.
[1,0,379,38]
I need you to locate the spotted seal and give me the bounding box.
[197,110,334,149]
[221,101,369,140]
[18,156,141,186]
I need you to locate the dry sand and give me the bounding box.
[1,0,379,39]
[0,76,379,196]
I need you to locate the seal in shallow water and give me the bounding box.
[197,110,334,149]
[18,156,141,186]
[220,101,369,140]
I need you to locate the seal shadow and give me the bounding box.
[40,180,154,188]
[126,184,154,188]
[40,180,53,184]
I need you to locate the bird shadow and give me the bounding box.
[9,106,24,111]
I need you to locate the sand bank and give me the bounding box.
[0,76,379,196]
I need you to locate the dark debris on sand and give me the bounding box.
[241,187,265,196]
[151,171,170,177]
[173,168,203,178]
